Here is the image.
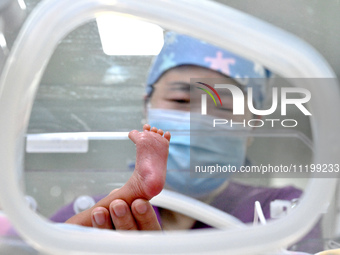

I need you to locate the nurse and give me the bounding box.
[62,32,320,252]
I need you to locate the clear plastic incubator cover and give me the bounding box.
[0,0,340,255]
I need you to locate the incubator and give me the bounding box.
[0,0,340,254]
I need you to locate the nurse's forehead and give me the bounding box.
[164,82,191,91]
[161,80,244,96]
[154,66,245,93]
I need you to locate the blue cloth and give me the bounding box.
[146,32,271,108]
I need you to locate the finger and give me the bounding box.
[131,199,161,230]
[110,199,138,231]
[109,188,119,195]
[66,189,118,226]
[91,207,114,229]
[66,209,91,226]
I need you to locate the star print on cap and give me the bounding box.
[146,31,271,109]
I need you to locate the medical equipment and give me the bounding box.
[0,0,339,254]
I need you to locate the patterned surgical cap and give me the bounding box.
[146,32,271,108]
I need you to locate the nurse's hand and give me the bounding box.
[90,198,161,230]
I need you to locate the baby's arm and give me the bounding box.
[66,124,170,229]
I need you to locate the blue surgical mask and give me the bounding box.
[148,108,248,198]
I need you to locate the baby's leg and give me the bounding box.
[66,124,170,227]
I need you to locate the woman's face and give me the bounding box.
[149,65,252,122]
[147,65,252,198]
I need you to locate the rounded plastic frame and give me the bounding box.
[0,0,339,254]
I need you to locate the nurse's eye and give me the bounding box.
[173,99,190,104]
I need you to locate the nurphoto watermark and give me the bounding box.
[189,78,339,179]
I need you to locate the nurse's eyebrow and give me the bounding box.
[167,82,191,92]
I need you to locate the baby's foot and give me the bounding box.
[127,124,171,199]
[66,124,171,227]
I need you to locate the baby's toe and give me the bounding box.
[157,129,164,136]
[150,127,158,133]
[164,131,171,142]
[143,124,151,131]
